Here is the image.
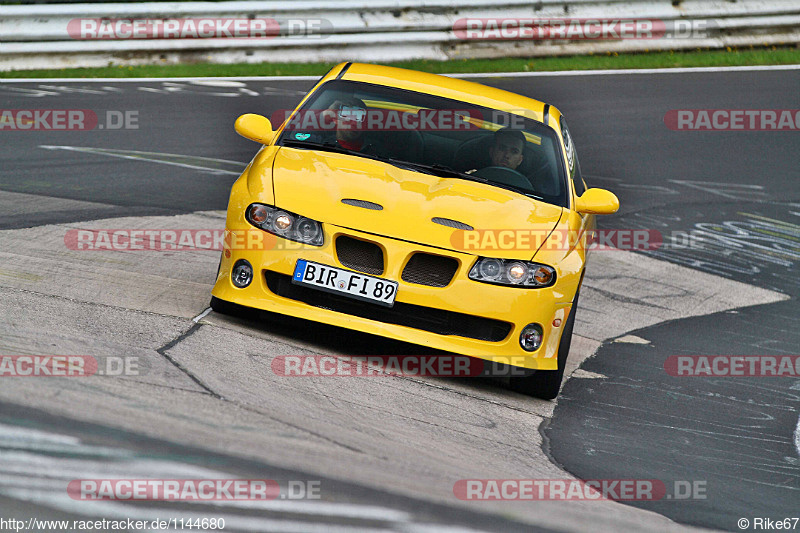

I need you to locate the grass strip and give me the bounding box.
[1,46,798,78]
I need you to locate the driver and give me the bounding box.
[299,96,387,157]
[488,127,525,170]
[465,127,526,174]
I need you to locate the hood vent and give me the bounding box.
[341,198,383,211]
[432,217,473,231]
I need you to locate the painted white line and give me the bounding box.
[39,145,244,175]
[193,307,213,323]
[1,64,799,83]
[39,145,243,166]
[0,423,419,524]
[795,414,800,458]
[457,64,800,77]
[613,335,651,344]
[0,423,79,446]
[1,76,321,83]
[2,492,406,533]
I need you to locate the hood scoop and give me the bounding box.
[341,198,383,211]
[431,217,474,231]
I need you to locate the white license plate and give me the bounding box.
[292,260,398,307]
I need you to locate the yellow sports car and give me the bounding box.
[211,62,618,399]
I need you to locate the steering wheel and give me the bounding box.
[527,160,560,196]
[472,166,531,189]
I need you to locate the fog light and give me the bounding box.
[231,259,253,288]
[519,323,543,352]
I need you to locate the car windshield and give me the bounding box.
[276,79,568,207]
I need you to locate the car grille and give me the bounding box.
[401,253,459,288]
[336,236,384,275]
[265,272,511,342]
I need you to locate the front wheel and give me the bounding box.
[509,290,579,400]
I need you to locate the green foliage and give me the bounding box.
[1,47,798,78]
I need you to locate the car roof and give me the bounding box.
[333,62,551,125]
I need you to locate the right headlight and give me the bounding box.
[469,257,556,288]
[246,203,324,246]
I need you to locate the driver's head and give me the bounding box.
[325,96,368,142]
[489,127,525,170]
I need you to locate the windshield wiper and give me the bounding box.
[385,159,488,182]
[281,144,546,200]
[497,184,545,201]
[432,163,490,182]
[395,160,545,200]
[281,139,361,157]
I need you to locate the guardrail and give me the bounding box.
[1,0,798,71]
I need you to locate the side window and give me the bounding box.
[573,153,586,196]
[560,118,586,196]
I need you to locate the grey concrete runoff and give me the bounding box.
[0,209,783,532]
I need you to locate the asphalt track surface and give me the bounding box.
[0,67,797,532]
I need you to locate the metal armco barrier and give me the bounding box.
[1,0,798,71]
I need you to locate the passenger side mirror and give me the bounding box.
[575,188,619,215]
[234,114,274,144]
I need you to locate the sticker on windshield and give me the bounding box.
[294,133,311,140]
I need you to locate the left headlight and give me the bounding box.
[469,257,556,288]
[246,203,324,246]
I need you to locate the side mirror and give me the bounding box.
[575,188,619,215]
[234,114,273,144]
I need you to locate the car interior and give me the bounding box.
[280,82,566,205]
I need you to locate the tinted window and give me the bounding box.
[560,117,586,197]
[278,80,568,207]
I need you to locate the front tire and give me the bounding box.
[509,290,579,400]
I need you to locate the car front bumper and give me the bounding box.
[212,219,577,371]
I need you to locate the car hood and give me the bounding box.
[270,148,563,259]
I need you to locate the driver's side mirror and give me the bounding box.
[575,188,619,215]
[235,114,273,144]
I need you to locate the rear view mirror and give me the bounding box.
[234,114,274,144]
[575,188,619,215]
